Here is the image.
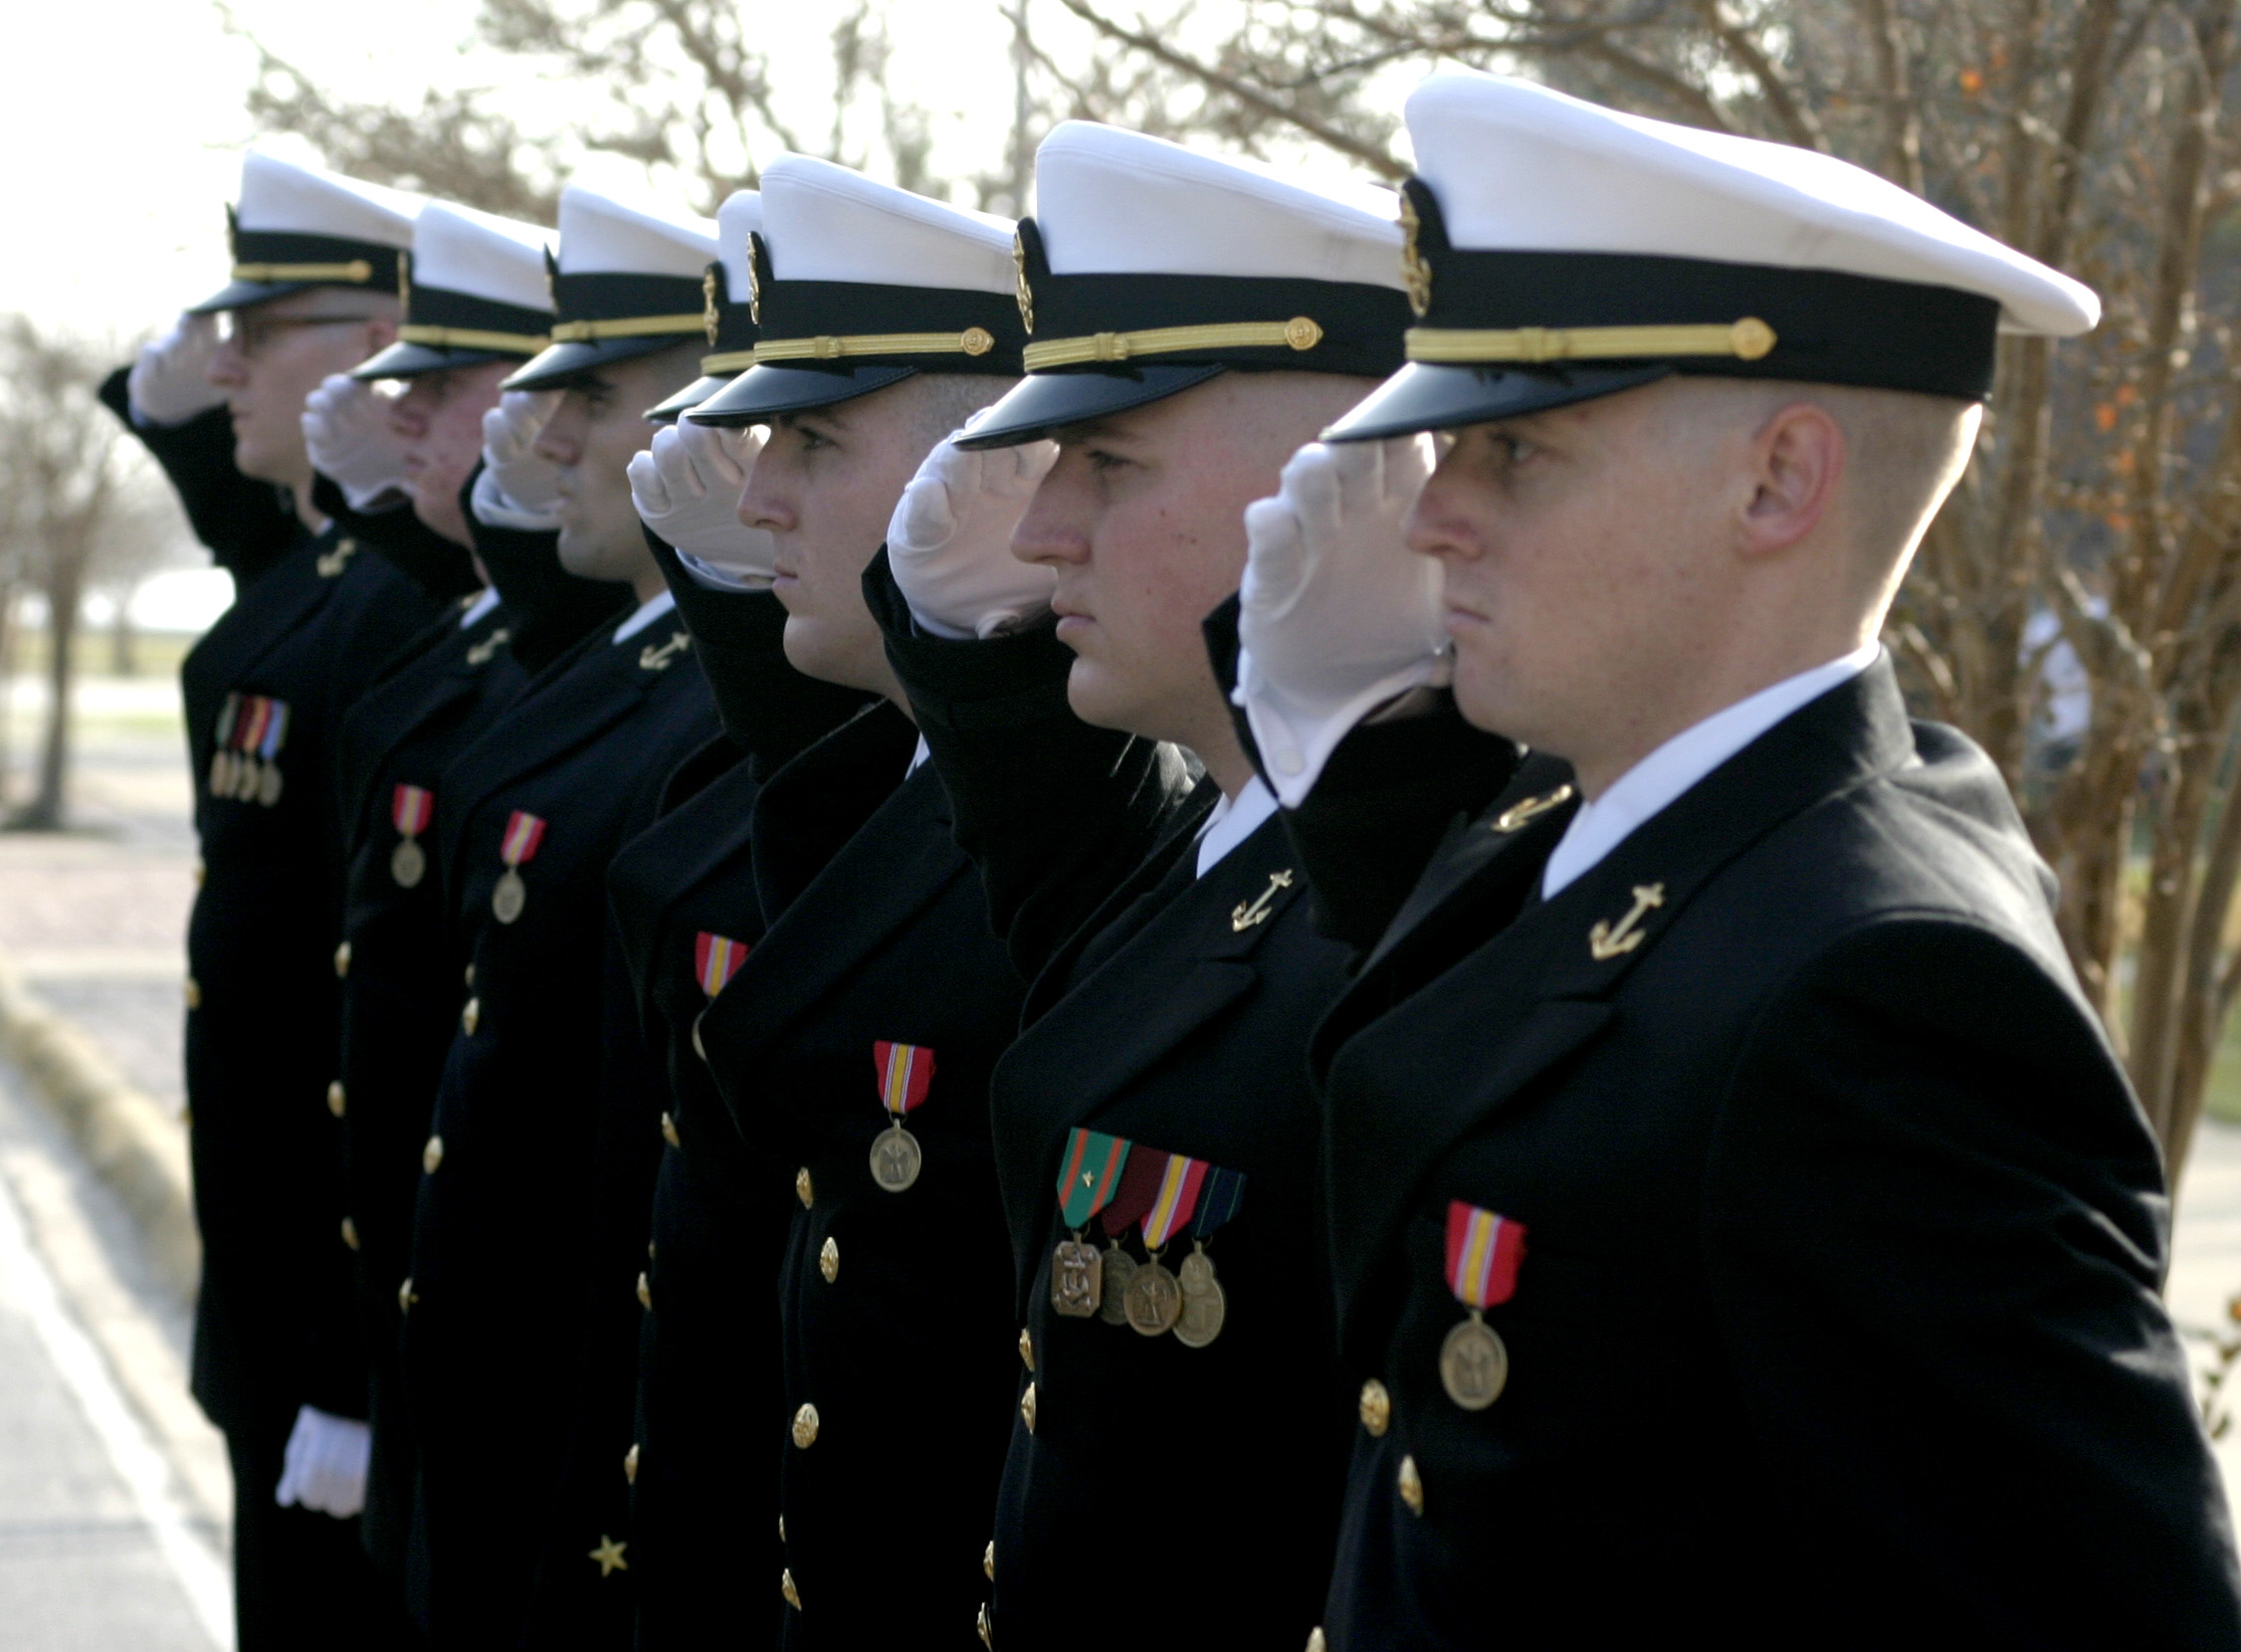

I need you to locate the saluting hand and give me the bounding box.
[1237,436,1448,807]
[125,312,224,427]
[628,420,776,586]
[302,374,412,512]
[887,410,1059,639]
[273,1404,370,1521]
[470,389,565,530]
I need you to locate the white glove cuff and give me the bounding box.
[472,467,561,533]
[1239,647,1448,809]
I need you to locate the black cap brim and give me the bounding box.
[1322,361,1676,443]
[643,373,733,425]
[351,340,516,381]
[687,362,917,427]
[954,363,1225,450]
[187,280,312,315]
[503,335,692,393]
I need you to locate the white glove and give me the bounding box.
[627,421,775,584]
[126,313,224,427]
[886,411,1059,640]
[274,1404,370,1519]
[303,374,411,512]
[471,390,565,530]
[1236,437,1449,807]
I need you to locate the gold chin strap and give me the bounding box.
[399,324,550,353]
[700,349,758,374]
[752,327,997,363]
[1022,316,1323,371]
[550,314,708,342]
[232,261,375,284]
[1404,317,1777,365]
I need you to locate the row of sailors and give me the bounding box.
[108,66,2240,1652]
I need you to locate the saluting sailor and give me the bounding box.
[680,154,1030,1647]
[318,197,571,1620]
[609,185,875,1651]
[396,184,720,1652]
[865,122,1436,1650]
[99,148,444,1652]
[1240,72,2241,1648]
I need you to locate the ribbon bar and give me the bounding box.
[399,323,551,353]
[874,1041,935,1119]
[550,313,709,342]
[1444,1201,1528,1310]
[696,931,748,998]
[392,784,434,837]
[1404,316,1776,366]
[1022,316,1324,371]
[1140,1155,1210,1250]
[1055,1129,1130,1230]
[500,810,547,868]
[753,328,997,363]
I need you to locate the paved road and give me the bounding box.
[4,670,2241,1651]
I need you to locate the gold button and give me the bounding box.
[692,1020,708,1063]
[637,1271,653,1310]
[183,975,200,1010]
[462,997,479,1034]
[1307,1632,1326,1652]
[1018,1328,1033,1371]
[777,1514,785,1543]
[422,1135,444,1174]
[331,939,348,976]
[1284,314,1324,351]
[818,1237,839,1283]
[791,1403,819,1448]
[977,1602,993,1647]
[326,1081,346,1119]
[1019,1380,1037,1434]
[464,962,475,987]
[795,1167,814,1208]
[340,1216,360,1251]
[648,1239,657,1261]
[194,860,206,887]
[661,1112,680,1147]
[623,1444,639,1484]
[781,1567,802,1610]
[1397,1453,1424,1516]
[983,1539,995,1580]
[1358,1378,1391,1437]
[961,324,995,355]
[398,1277,418,1314]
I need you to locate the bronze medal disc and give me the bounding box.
[1123,1261,1183,1338]
[391,838,427,888]
[1177,1245,1217,1296]
[1173,1279,1227,1348]
[1050,1238,1103,1318]
[258,761,284,807]
[1439,1316,1510,1410]
[1097,1246,1136,1326]
[868,1122,922,1192]
[235,757,263,802]
[492,867,526,924]
[209,752,229,796]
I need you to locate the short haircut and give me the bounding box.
[902,372,1017,449]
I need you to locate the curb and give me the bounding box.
[0,958,199,1302]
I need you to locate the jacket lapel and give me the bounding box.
[991,814,1306,1275]
[1324,661,1924,1347]
[338,626,500,838]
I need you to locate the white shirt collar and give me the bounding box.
[1195,775,1279,879]
[1540,643,1881,900]
[459,587,503,629]
[612,588,678,644]
[677,549,770,593]
[907,734,930,778]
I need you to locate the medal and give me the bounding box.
[1096,1244,1136,1325]
[695,931,749,998]
[209,696,240,798]
[868,1040,934,1191]
[492,810,546,923]
[1173,1278,1227,1347]
[1123,1261,1182,1336]
[1126,1152,1210,1339]
[391,784,434,888]
[1439,1200,1528,1410]
[1050,1128,1130,1318]
[1172,1164,1247,1343]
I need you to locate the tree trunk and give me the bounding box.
[19,558,81,831]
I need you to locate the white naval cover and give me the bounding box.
[758,154,1014,293]
[553,185,717,278]
[713,190,762,284]
[1032,120,1405,289]
[234,149,421,245]
[1405,71,2098,336]
[410,202,554,310]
